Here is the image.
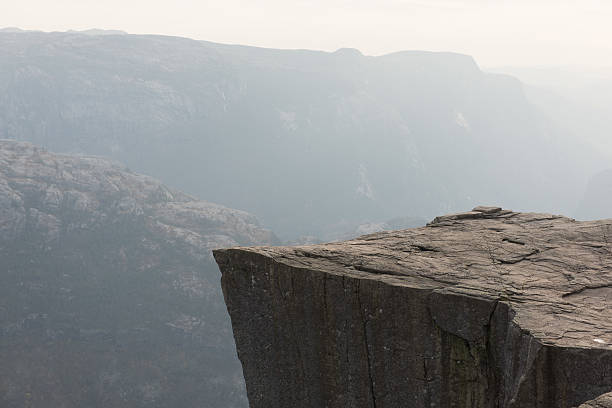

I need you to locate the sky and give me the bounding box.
[3,0,612,68]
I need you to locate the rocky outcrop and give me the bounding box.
[215,206,612,408]
[0,140,276,408]
[576,393,612,408]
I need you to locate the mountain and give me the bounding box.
[487,65,612,159]
[0,30,602,239]
[486,66,612,221]
[576,169,612,220]
[0,140,276,408]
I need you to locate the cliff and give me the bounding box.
[0,140,276,407]
[214,206,612,408]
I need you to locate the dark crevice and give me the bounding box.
[342,276,351,403]
[485,300,501,406]
[412,244,439,252]
[357,281,378,408]
[496,249,540,264]
[322,274,328,319]
[502,237,526,245]
[353,265,406,277]
[562,283,612,298]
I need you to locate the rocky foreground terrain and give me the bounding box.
[0,140,276,407]
[215,206,611,408]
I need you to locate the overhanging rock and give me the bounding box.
[214,207,612,408]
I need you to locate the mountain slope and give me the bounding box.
[0,140,276,408]
[0,31,599,238]
[486,66,612,221]
[576,169,612,220]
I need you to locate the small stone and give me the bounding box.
[472,205,502,214]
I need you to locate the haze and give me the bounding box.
[3,1,612,406]
[4,0,612,68]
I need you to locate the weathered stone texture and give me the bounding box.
[576,393,612,408]
[215,206,612,408]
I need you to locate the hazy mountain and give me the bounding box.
[487,66,612,220]
[576,169,612,221]
[0,30,603,238]
[0,140,277,408]
[487,66,612,158]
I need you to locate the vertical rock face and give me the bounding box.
[0,140,277,408]
[215,207,612,408]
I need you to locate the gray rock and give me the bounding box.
[0,140,277,408]
[576,393,612,408]
[215,206,612,408]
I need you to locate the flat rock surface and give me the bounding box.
[231,206,611,349]
[216,206,612,408]
[577,392,612,408]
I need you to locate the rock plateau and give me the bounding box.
[215,207,612,408]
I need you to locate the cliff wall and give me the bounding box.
[215,207,612,408]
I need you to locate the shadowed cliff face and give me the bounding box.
[215,207,612,408]
[0,140,277,408]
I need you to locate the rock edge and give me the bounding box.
[215,207,612,408]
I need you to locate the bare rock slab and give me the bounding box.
[214,207,612,408]
[576,392,612,408]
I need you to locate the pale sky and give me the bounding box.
[3,0,612,68]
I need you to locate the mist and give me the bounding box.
[1,2,612,407]
[4,0,612,67]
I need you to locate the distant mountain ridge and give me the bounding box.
[0,27,127,35]
[0,30,601,238]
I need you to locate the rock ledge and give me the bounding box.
[215,207,612,408]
